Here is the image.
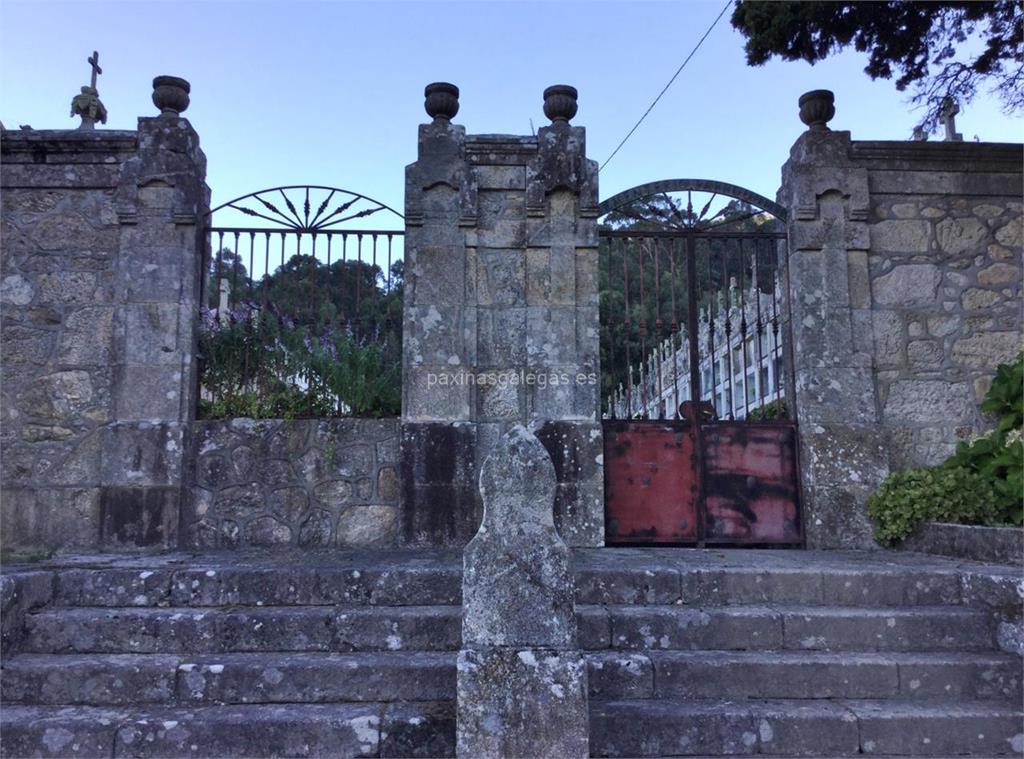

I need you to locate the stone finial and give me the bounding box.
[424,82,459,122]
[798,89,835,132]
[543,84,578,124]
[152,76,191,117]
[70,86,108,130]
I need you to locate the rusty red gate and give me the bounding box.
[598,180,802,546]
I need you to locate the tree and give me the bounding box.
[731,1,1023,134]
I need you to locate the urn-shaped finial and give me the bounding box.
[424,82,459,122]
[152,76,191,117]
[798,89,835,132]
[543,85,578,124]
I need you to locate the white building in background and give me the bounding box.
[607,280,787,421]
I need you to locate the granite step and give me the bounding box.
[22,606,462,654]
[590,698,1024,757]
[0,652,456,706]
[0,702,454,758]
[22,603,995,655]
[583,604,996,652]
[8,650,1018,707]
[588,650,1022,702]
[13,548,1017,612]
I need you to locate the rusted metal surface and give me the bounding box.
[702,422,801,544]
[604,420,699,544]
[603,419,800,546]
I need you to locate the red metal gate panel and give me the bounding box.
[604,420,699,543]
[701,423,801,544]
[603,420,801,546]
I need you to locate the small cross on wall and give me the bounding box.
[88,51,102,89]
[940,97,963,142]
[70,49,108,129]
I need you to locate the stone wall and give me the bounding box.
[182,419,401,548]
[857,142,1022,468]
[779,93,1022,549]
[1,108,208,553]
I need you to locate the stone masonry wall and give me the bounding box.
[1,112,208,554]
[857,142,1023,468]
[183,419,401,548]
[1,131,136,551]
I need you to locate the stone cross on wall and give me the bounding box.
[70,50,108,129]
[88,51,102,89]
[940,97,963,142]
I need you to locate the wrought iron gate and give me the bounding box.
[598,180,802,546]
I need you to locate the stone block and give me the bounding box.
[476,248,525,306]
[336,505,397,547]
[884,379,974,423]
[100,422,183,487]
[795,367,877,425]
[872,263,941,307]
[456,648,588,759]
[870,219,931,253]
[526,306,576,365]
[476,307,526,366]
[120,302,182,365]
[0,487,100,552]
[403,365,473,422]
[951,331,1021,368]
[587,652,653,699]
[407,244,466,305]
[99,486,179,548]
[403,304,476,367]
[936,216,989,255]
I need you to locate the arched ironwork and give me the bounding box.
[599,178,788,232]
[208,185,403,230]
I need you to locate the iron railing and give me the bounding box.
[200,186,404,419]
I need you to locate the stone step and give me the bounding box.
[0,652,456,706]
[50,561,461,608]
[584,604,996,652]
[588,650,1023,702]
[23,549,1019,612]
[8,650,1018,707]
[23,606,462,654]
[0,702,454,758]
[23,603,995,655]
[590,698,1024,757]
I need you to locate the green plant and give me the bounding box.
[308,332,401,417]
[866,466,1001,544]
[981,351,1023,435]
[748,398,787,421]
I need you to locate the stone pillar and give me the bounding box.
[777,90,886,548]
[401,84,603,547]
[104,79,208,547]
[457,425,588,758]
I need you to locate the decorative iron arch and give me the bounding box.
[599,178,788,226]
[207,185,404,230]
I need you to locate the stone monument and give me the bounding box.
[456,425,588,758]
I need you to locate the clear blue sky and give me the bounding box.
[3,0,1021,222]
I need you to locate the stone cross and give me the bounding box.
[88,51,102,89]
[940,97,963,142]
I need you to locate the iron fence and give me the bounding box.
[200,186,404,419]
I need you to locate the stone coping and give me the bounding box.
[899,522,1023,567]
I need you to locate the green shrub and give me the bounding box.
[866,466,1001,544]
[867,351,1023,541]
[748,399,787,421]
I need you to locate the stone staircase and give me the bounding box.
[1,549,1021,758]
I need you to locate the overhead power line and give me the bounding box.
[600,0,732,172]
